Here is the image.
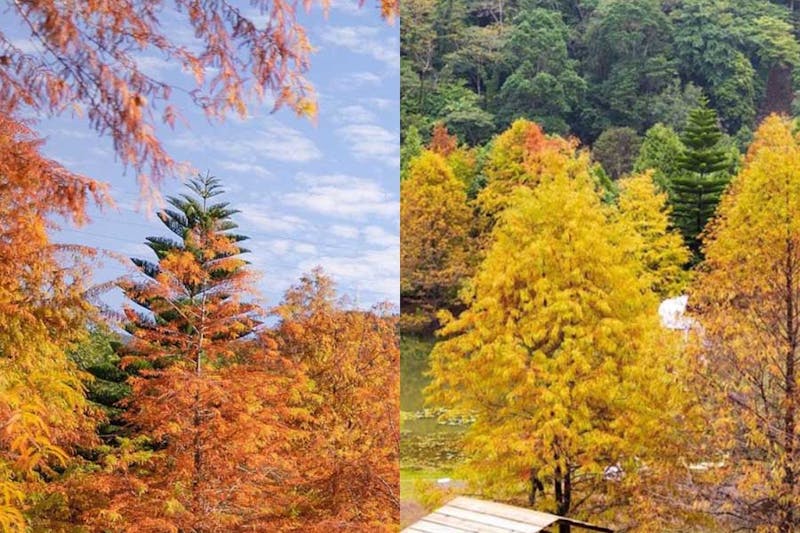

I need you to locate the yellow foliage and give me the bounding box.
[427,165,700,527]
[615,170,691,298]
[401,150,473,322]
[690,114,800,531]
[0,109,103,530]
[477,119,588,220]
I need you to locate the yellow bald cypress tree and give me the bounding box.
[427,163,699,527]
[477,119,586,221]
[690,115,800,531]
[616,170,691,298]
[400,150,472,326]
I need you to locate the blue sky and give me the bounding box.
[11,3,399,311]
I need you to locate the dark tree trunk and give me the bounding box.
[781,236,797,532]
[529,468,544,506]
[758,65,793,124]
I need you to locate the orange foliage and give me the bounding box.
[429,123,458,156]
[0,0,397,191]
[0,106,107,529]
[77,178,313,531]
[273,269,400,530]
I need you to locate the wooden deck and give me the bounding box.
[402,497,613,533]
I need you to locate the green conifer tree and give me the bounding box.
[69,327,132,442]
[669,98,731,258]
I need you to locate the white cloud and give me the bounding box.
[283,173,397,219]
[363,225,398,247]
[270,240,291,255]
[171,123,321,163]
[336,104,378,124]
[238,207,308,233]
[135,55,173,76]
[330,224,360,239]
[336,124,398,167]
[117,242,154,259]
[219,161,273,179]
[367,98,394,110]
[320,26,399,69]
[329,0,366,15]
[43,128,94,140]
[332,72,384,90]
[294,242,318,255]
[299,246,399,303]
[240,125,321,162]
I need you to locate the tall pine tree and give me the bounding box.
[669,98,732,258]
[79,173,311,531]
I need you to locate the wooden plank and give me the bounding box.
[447,498,613,532]
[425,511,513,533]
[447,498,557,528]
[405,498,612,533]
[438,506,545,533]
[406,518,473,533]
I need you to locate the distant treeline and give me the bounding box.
[401,0,800,146]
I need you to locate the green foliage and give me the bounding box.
[648,80,704,131]
[582,0,677,135]
[441,95,496,145]
[444,25,504,100]
[670,99,733,257]
[401,0,800,146]
[69,327,132,441]
[592,126,641,179]
[678,98,730,175]
[672,0,799,132]
[496,7,585,133]
[401,126,424,180]
[634,123,685,191]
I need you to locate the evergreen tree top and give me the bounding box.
[131,172,250,282]
[679,97,729,176]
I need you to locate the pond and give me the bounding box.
[400,335,464,469]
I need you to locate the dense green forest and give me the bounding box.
[401,0,800,147]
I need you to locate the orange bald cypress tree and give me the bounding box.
[273,269,400,530]
[81,174,311,531]
[0,107,107,531]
